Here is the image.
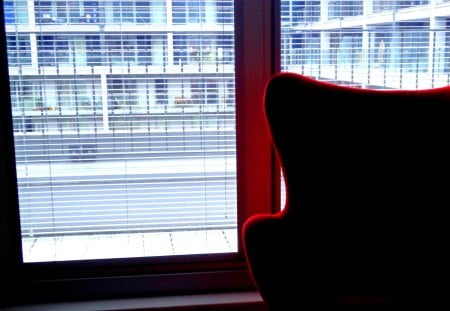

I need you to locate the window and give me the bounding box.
[6,34,31,66]
[1,0,275,305]
[155,78,168,105]
[110,1,165,24]
[173,0,206,24]
[5,0,446,307]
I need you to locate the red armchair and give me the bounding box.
[243,72,450,309]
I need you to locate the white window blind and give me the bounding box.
[4,0,236,262]
[280,0,450,89]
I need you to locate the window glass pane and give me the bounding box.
[3,0,236,263]
[280,0,447,89]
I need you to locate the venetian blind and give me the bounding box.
[4,0,236,262]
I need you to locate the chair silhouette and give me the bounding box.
[243,72,450,309]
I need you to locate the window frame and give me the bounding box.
[0,0,280,306]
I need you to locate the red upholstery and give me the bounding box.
[243,72,450,309]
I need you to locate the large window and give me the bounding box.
[4,0,449,307]
[1,0,275,306]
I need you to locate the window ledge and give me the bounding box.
[2,291,269,311]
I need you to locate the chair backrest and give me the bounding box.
[243,72,450,308]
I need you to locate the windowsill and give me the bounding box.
[2,291,269,311]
